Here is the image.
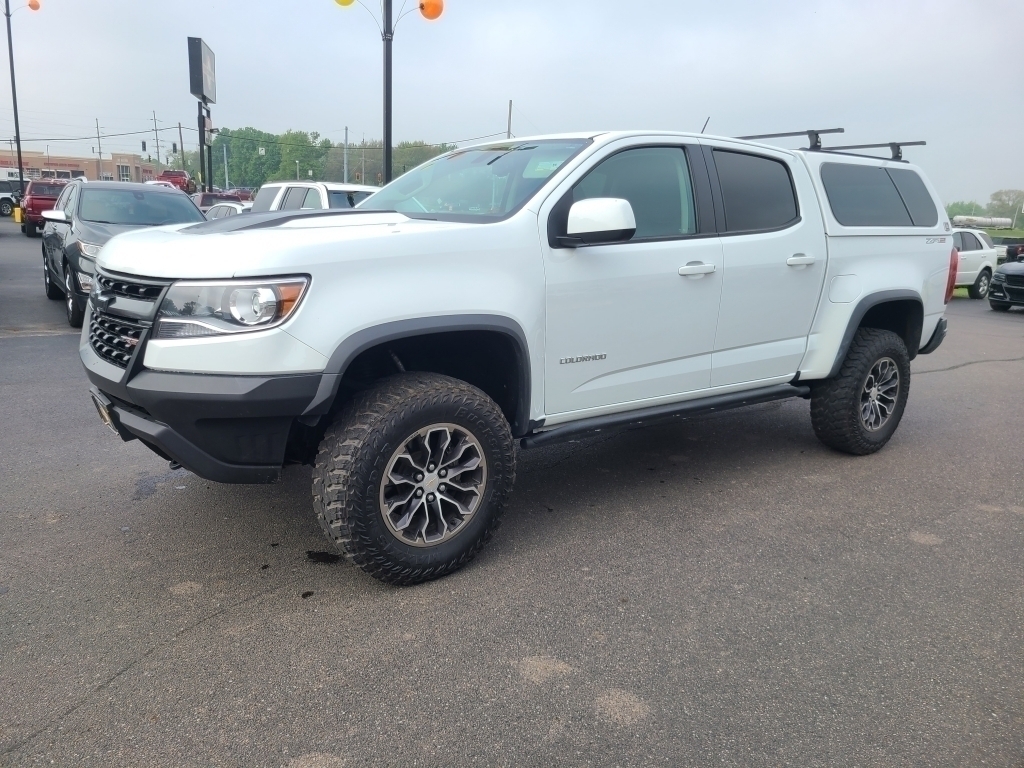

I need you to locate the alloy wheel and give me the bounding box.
[65,270,74,318]
[977,273,990,298]
[860,357,899,431]
[378,423,487,547]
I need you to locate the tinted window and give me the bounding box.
[54,185,72,211]
[713,150,798,232]
[79,188,205,226]
[26,182,66,198]
[281,187,306,210]
[63,185,78,215]
[250,186,279,213]
[571,147,696,239]
[206,205,224,219]
[820,163,913,227]
[961,232,981,251]
[978,232,995,249]
[886,168,937,226]
[330,190,372,209]
[301,188,323,210]
[0,181,12,193]
[952,232,963,250]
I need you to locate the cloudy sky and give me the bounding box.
[1,0,1020,203]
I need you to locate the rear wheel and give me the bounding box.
[0,200,12,217]
[311,372,516,585]
[968,269,991,300]
[24,220,36,237]
[810,328,910,455]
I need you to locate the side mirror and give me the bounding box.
[560,198,636,247]
[42,209,69,225]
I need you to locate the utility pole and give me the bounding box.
[382,0,393,183]
[95,119,103,180]
[361,133,365,185]
[152,111,161,166]
[4,0,26,195]
[295,160,299,180]
[507,99,512,139]
[344,126,348,184]
[223,144,229,189]
[178,122,185,171]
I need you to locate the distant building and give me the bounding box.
[0,148,159,183]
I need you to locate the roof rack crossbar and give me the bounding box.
[736,128,844,150]
[824,141,926,161]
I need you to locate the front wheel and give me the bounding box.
[810,328,910,455]
[43,251,61,299]
[64,267,84,327]
[311,372,516,585]
[989,300,1011,312]
[0,200,12,217]
[968,270,991,300]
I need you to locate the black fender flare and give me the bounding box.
[825,290,923,379]
[302,314,533,436]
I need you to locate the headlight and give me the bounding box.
[992,272,1006,283]
[78,241,102,258]
[75,271,94,293]
[155,277,309,339]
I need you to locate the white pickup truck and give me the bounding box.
[81,131,955,584]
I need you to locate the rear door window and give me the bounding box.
[301,188,323,209]
[250,186,279,213]
[712,150,798,232]
[961,232,981,251]
[281,187,306,210]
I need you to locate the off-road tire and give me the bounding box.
[311,372,516,585]
[43,251,61,299]
[810,327,910,456]
[968,269,991,300]
[0,200,12,217]
[64,266,84,327]
[989,300,1010,312]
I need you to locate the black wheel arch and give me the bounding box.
[826,290,924,379]
[302,315,533,437]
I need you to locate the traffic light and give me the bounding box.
[141,140,147,152]
[172,142,178,154]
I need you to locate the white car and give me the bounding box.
[250,181,378,213]
[81,130,953,585]
[952,227,997,299]
[205,201,252,219]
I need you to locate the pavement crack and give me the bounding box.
[916,356,1024,375]
[0,584,286,758]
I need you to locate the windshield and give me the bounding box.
[79,188,205,226]
[358,138,591,221]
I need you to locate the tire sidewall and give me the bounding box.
[850,337,910,449]
[0,200,11,217]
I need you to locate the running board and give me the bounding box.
[520,383,811,449]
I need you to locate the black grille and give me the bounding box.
[89,312,145,368]
[1004,274,1024,288]
[96,274,165,301]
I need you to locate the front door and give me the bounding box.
[543,145,724,416]
[702,144,828,387]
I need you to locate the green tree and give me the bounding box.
[323,139,456,185]
[986,189,1024,220]
[271,131,332,182]
[211,127,282,189]
[945,200,985,218]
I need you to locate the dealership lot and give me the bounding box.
[1,218,1023,766]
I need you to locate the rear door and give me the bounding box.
[701,142,827,387]
[958,231,983,282]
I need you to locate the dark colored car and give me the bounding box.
[191,191,242,213]
[226,187,254,201]
[21,178,69,236]
[41,181,206,327]
[988,259,1024,312]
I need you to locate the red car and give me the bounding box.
[157,169,197,194]
[21,179,68,237]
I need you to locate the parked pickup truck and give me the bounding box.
[156,169,197,194]
[81,131,954,584]
[21,178,68,237]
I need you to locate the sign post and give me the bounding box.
[188,37,216,192]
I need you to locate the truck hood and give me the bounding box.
[96,210,474,279]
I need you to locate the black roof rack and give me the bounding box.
[822,141,926,161]
[736,128,844,150]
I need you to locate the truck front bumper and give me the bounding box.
[83,342,323,484]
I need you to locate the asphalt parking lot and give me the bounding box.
[1,217,1023,767]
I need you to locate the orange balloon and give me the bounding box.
[420,0,443,20]
[27,0,41,9]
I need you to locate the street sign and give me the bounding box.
[187,37,217,104]
[258,147,266,156]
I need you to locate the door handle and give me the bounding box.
[678,262,716,277]
[786,254,816,267]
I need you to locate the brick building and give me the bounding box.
[0,148,159,183]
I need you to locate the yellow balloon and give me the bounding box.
[334,0,355,6]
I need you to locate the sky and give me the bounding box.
[1,0,1020,204]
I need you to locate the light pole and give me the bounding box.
[333,0,443,184]
[3,0,40,197]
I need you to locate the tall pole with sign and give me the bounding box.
[188,37,217,192]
